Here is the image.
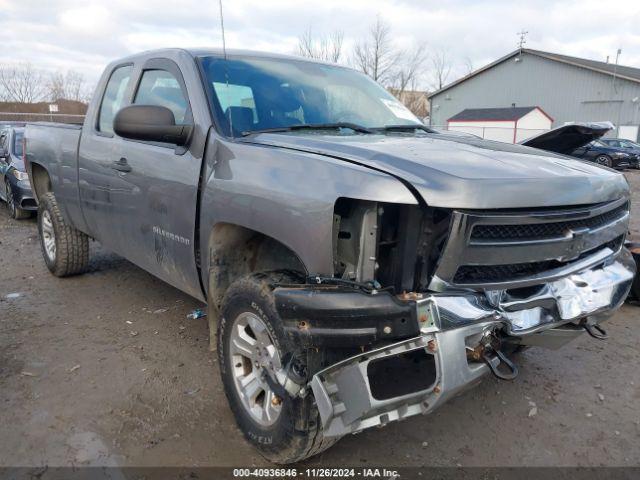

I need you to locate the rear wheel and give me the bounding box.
[37,192,89,277]
[217,272,338,463]
[5,180,30,220]
[596,155,613,167]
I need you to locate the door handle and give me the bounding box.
[112,157,132,173]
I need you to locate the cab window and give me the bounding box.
[133,70,189,125]
[97,65,133,135]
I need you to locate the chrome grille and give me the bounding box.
[430,198,630,291]
[470,203,628,240]
[453,236,625,284]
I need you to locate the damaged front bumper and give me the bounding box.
[303,249,635,438]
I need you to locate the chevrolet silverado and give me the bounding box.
[24,49,635,463]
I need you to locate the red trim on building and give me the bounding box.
[448,119,518,123]
[533,106,554,122]
[447,107,555,124]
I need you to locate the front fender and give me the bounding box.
[198,136,418,286]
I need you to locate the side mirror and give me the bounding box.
[113,105,192,146]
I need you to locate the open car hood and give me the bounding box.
[520,122,613,154]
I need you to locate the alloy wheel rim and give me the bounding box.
[597,156,610,166]
[229,312,283,426]
[41,210,56,262]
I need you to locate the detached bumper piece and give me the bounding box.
[306,251,635,438]
[275,288,419,347]
[311,323,492,437]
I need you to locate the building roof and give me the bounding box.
[429,48,640,99]
[448,106,539,122]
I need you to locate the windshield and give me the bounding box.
[198,55,421,137]
[13,131,23,157]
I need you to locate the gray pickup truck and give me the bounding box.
[25,48,635,463]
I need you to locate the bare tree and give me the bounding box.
[352,16,399,85]
[388,44,427,95]
[429,49,453,91]
[48,70,86,102]
[352,17,427,108]
[297,27,344,63]
[0,63,47,103]
[48,72,66,102]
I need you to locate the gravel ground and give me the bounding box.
[1,171,639,469]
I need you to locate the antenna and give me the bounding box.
[218,0,227,61]
[517,30,528,53]
[218,0,233,137]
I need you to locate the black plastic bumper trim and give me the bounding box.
[274,286,419,348]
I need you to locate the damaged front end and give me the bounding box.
[276,249,634,437]
[273,195,636,438]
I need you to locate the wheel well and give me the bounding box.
[207,223,307,310]
[29,163,51,203]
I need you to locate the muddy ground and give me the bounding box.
[1,171,639,470]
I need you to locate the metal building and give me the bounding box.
[428,49,640,142]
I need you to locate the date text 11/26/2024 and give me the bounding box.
[232,468,400,478]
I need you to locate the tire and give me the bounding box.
[37,192,89,277]
[218,271,339,463]
[596,155,612,168]
[5,180,30,220]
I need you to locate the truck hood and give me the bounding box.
[242,132,628,209]
[520,121,613,154]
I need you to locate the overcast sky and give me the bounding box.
[1,0,639,92]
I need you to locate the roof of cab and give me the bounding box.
[111,47,346,68]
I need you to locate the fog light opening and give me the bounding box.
[367,349,437,401]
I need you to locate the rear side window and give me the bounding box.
[134,70,189,124]
[98,65,133,135]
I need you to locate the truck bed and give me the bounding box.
[25,122,83,226]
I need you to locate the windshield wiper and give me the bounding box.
[242,122,374,136]
[376,124,436,134]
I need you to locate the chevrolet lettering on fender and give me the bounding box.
[24,49,635,463]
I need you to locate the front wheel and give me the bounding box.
[37,192,89,277]
[217,272,338,463]
[596,155,613,167]
[5,180,30,220]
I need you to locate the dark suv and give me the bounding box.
[0,126,36,219]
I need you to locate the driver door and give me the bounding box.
[106,58,203,298]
